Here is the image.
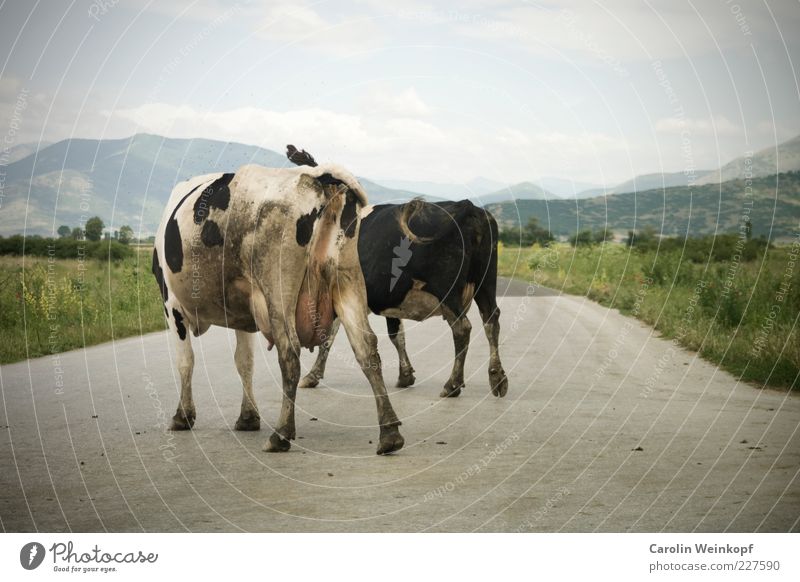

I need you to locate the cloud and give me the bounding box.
[362,87,432,117]
[256,1,384,56]
[449,0,795,63]
[655,116,742,136]
[108,101,628,183]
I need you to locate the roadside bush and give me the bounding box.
[0,236,133,261]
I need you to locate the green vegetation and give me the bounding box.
[497,236,799,389]
[0,235,133,261]
[0,252,165,364]
[487,171,800,241]
[84,216,104,241]
[498,216,554,246]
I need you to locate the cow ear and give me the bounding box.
[314,173,349,199]
[296,164,369,206]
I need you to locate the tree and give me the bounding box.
[71,227,83,240]
[57,225,71,238]
[118,225,134,245]
[569,230,594,246]
[499,216,555,246]
[84,216,104,241]
[593,228,613,243]
[627,225,657,248]
[522,217,554,246]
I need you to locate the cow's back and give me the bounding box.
[358,200,497,316]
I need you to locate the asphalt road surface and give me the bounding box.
[1,279,798,532]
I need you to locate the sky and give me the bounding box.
[1,0,799,187]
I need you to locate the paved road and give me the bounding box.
[1,285,798,532]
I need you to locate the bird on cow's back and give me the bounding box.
[287,147,509,400]
[151,152,406,455]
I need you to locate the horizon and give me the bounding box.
[7,129,797,198]
[2,1,799,187]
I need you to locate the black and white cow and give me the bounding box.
[287,148,508,398]
[151,159,404,454]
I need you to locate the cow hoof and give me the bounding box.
[440,383,463,398]
[377,426,404,455]
[234,412,261,431]
[170,410,195,430]
[264,432,291,452]
[298,373,320,388]
[490,370,508,398]
[396,371,416,388]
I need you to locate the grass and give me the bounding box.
[2,239,798,391]
[497,240,800,389]
[0,251,165,364]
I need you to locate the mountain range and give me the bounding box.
[0,134,428,237]
[1,133,799,238]
[486,172,800,241]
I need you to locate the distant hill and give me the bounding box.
[0,141,52,164]
[5,132,800,238]
[0,134,424,236]
[486,172,800,241]
[564,134,800,200]
[373,175,603,202]
[607,170,713,194]
[474,181,559,205]
[357,178,439,204]
[537,176,603,198]
[697,135,800,185]
[374,176,507,199]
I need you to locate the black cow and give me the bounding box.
[288,147,508,398]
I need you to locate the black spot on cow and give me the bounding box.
[151,249,168,302]
[164,219,184,273]
[341,190,358,238]
[172,309,187,340]
[193,173,234,225]
[201,220,224,247]
[295,207,319,246]
[164,181,206,273]
[316,172,342,186]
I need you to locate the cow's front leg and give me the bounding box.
[441,312,471,398]
[169,308,196,430]
[264,325,300,452]
[298,319,340,388]
[387,318,415,387]
[234,330,260,431]
[335,285,404,455]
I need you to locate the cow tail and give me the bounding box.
[398,198,434,244]
[398,197,476,244]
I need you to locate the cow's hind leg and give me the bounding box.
[475,285,508,397]
[298,319,340,388]
[264,312,300,452]
[335,284,404,455]
[169,307,196,430]
[441,309,471,398]
[234,330,260,431]
[387,318,415,388]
